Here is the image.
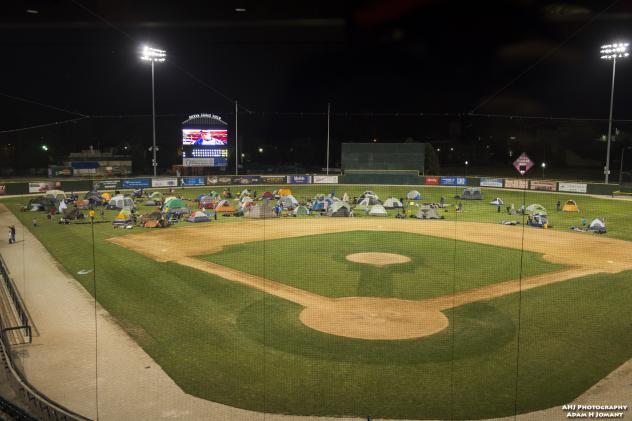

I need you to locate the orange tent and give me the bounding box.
[215,200,236,214]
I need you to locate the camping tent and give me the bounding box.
[527,213,548,228]
[359,191,378,200]
[327,201,350,217]
[310,200,326,211]
[244,203,277,219]
[215,200,236,214]
[26,197,55,212]
[145,191,164,206]
[45,190,66,201]
[526,204,547,216]
[239,189,251,199]
[461,187,483,200]
[107,195,134,210]
[490,197,504,206]
[562,200,579,212]
[357,196,381,208]
[293,205,310,216]
[279,195,299,209]
[141,211,167,228]
[199,196,216,209]
[406,190,421,200]
[187,211,211,223]
[368,204,388,216]
[383,197,403,209]
[416,205,442,219]
[278,188,292,197]
[261,191,274,200]
[112,209,133,226]
[587,218,606,234]
[61,207,84,220]
[84,191,103,205]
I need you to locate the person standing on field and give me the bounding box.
[10,225,16,244]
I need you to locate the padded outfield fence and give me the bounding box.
[0,254,89,421]
[0,174,621,197]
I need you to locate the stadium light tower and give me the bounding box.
[600,42,628,184]
[140,45,166,176]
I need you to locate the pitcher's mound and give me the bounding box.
[346,252,411,267]
[300,297,448,340]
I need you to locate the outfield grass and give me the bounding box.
[203,231,564,300]
[0,186,631,419]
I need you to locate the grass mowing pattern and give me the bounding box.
[203,231,564,300]
[1,187,631,419]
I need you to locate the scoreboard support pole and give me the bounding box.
[235,100,239,176]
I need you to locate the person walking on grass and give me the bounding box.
[10,225,16,244]
[7,227,12,244]
[32,218,38,228]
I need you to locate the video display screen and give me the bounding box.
[182,128,228,167]
[182,129,227,146]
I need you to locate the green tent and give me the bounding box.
[163,198,187,212]
[526,204,547,216]
[150,191,164,201]
[327,201,350,217]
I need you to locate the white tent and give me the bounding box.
[368,204,388,216]
[587,218,606,233]
[360,191,379,200]
[279,195,299,209]
[406,190,421,200]
[383,197,403,209]
[490,197,504,206]
[357,196,381,208]
[108,195,134,210]
[45,190,66,201]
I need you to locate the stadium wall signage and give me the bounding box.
[504,178,529,189]
[151,178,178,188]
[479,178,504,188]
[287,175,312,184]
[121,178,151,189]
[439,177,467,186]
[313,175,339,184]
[180,177,205,186]
[424,176,439,185]
[558,182,588,193]
[529,180,557,191]
[28,181,61,193]
[231,176,260,185]
[260,176,286,184]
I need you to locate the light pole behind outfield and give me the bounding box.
[600,42,628,184]
[140,45,166,176]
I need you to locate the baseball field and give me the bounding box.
[2,184,632,420]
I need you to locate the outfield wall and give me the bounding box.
[0,175,619,197]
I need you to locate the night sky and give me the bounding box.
[2,0,632,174]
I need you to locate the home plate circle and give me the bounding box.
[299,297,449,340]
[346,252,411,267]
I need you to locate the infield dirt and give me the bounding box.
[110,219,632,340]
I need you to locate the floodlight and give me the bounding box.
[600,43,629,60]
[140,45,166,62]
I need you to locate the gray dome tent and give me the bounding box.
[461,187,483,200]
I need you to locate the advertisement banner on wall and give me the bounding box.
[122,178,151,189]
[95,180,121,190]
[180,176,205,186]
[558,182,588,193]
[313,175,339,184]
[231,176,260,185]
[439,177,467,186]
[287,175,312,184]
[28,181,61,193]
[260,176,286,184]
[152,178,178,188]
[530,180,557,191]
[424,176,440,185]
[504,178,529,189]
[480,178,504,188]
[207,176,233,185]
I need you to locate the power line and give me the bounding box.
[0,91,88,118]
[0,117,88,135]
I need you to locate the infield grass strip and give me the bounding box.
[201,231,565,300]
